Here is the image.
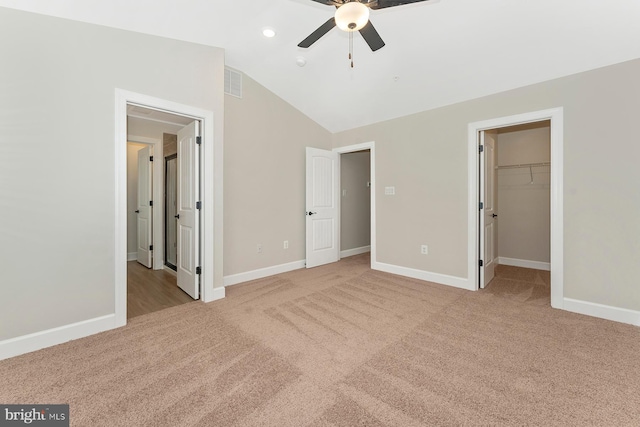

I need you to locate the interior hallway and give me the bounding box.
[127,261,194,319]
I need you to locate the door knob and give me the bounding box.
[492,213,498,218]
[135,210,140,213]
[306,211,317,216]
[174,214,180,219]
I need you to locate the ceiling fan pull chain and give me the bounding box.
[349,31,354,68]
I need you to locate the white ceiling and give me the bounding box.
[3,0,640,132]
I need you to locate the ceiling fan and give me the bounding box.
[298,0,430,56]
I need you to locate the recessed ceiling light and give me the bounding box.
[262,27,276,38]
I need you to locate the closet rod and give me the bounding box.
[496,161,550,170]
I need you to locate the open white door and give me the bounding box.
[479,130,498,288]
[305,147,340,268]
[136,145,153,268]
[176,121,200,299]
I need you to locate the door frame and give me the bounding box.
[333,141,376,266]
[127,136,164,270]
[115,89,220,328]
[468,108,563,308]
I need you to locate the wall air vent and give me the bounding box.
[224,68,242,98]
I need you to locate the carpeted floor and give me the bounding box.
[1,254,639,426]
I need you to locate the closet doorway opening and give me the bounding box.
[469,108,564,309]
[479,121,551,301]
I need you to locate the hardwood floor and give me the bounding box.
[127,261,194,319]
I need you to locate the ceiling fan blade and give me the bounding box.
[359,21,385,51]
[370,0,431,10]
[309,0,340,5]
[298,17,336,48]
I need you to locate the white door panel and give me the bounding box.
[177,121,200,299]
[480,131,497,288]
[306,147,339,268]
[136,145,153,268]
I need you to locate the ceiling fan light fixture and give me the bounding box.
[335,2,370,32]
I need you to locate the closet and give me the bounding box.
[495,121,551,271]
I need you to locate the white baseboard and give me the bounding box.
[341,245,371,258]
[163,266,177,276]
[563,298,640,327]
[223,260,306,287]
[0,314,117,361]
[498,257,550,271]
[127,252,137,261]
[372,261,473,291]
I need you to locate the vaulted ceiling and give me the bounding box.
[2,0,640,132]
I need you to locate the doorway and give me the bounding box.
[125,108,201,316]
[339,149,372,259]
[165,154,178,271]
[304,142,376,269]
[115,89,220,328]
[479,121,551,303]
[469,108,563,308]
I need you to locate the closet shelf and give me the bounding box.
[496,162,550,170]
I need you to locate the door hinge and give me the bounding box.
[479,202,484,210]
[150,156,154,162]
[196,201,202,210]
[196,266,202,275]
[479,145,484,153]
[150,245,153,251]
[150,200,153,207]
[479,260,483,267]
[196,136,202,145]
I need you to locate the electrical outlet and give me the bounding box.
[421,245,428,255]
[257,244,262,253]
[284,240,289,249]
[385,186,395,195]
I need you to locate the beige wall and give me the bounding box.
[0,7,225,341]
[497,123,550,263]
[333,58,640,312]
[126,143,146,256]
[340,151,371,252]
[224,73,332,275]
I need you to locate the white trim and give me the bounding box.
[128,135,164,270]
[341,245,371,258]
[468,108,564,308]
[372,261,473,290]
[116,89,223,328]
[333,142,376,266]
[0,315,116,361]
[563,298,640,327]
[127,252,138,261]
[498,257,550,271]
[127,135,158,145]
[224,260,306,287]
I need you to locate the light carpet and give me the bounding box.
[1,254,639,426]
